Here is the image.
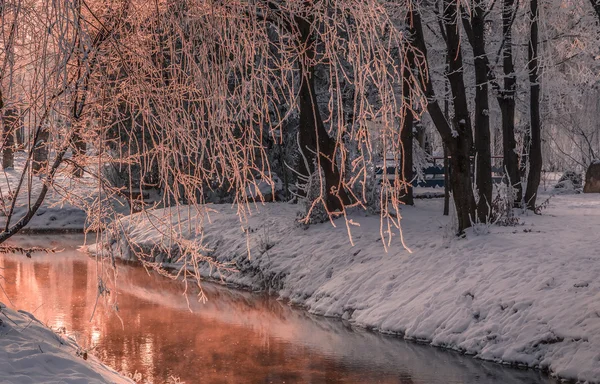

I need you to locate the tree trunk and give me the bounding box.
[521,126,531,176]
[15,112,24,151]
[500,0,523,204]
[72,131,86,177]
[2,107,16,169]
[32,128,50,175]
[443,144,450,216]
[467,1,492,221]
[525,0,542,210]
[589,0,600,20]
[462,0,521,205]
[400,60,414,206]
[407,8,475,233]
[443,0,476,231]
[295,14,350,212]
[443,81,450,216]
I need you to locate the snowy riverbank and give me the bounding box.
[92,193,600,383]
[0,154,90,232]
[0,303,131,384]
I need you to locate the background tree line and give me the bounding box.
[0,0,599,244]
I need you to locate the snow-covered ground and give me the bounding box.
[0,302,131,384]
[0,153,91,232]
[91,192,600,383]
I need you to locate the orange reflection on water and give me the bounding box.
[1,235,556,384]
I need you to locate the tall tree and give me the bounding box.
[524,0,542,209]
[295,10,351,212]
[442,0,477,230]
[0,0,18,171]
[400,53,414,206]
[2,108,16,169]
[462,0,522,205]
[463,0,492,222]
[0,0,125,242]
[406,7,476,233]
[500,0,523,205]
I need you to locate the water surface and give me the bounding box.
[1,235,557,384]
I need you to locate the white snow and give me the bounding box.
[92,193,600,383]
[0,302,131,384]
[244,172,283,200]
[0,153,90,232]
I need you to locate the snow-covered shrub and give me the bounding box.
[412,142,432,184]
[296,168,329,226]
[258,225,275,253]
[491,182,520,227]
[535,196,552,214]
[362,164,382,214]
[552,179,578,194]
[557,170,583,187]
[101,163,126,189]
[553,171,583,193]
[470,194,495,235]
[470,221,491,235]
[245,172,284,202]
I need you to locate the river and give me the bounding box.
[0,235,557,384]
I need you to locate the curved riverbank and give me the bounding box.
[92,194,600,383]
[2,236,555,384]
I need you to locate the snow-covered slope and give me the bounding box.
[0,303,131,384]
[92,194,600,383]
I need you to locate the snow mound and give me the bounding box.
[0,303,131,383]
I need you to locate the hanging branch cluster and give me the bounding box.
[89,0,426,255]
[1,0,427,298]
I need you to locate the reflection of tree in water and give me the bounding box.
[0,257,18,302]
[70,261,88,326]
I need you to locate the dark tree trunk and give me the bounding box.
[414,122,426,150]
[521,126,531,176]
[407,9,475,233]
[2,107,16,169]
[443,82,450,216]
[462,0,521,205]
[72,131,86,177]
[295,14,350,212]
[500,0,523,204]
[443,144,450,216]
[400,60,414,206]
[15,113,24,151]
[525,0,542,210]
[590,0,600,20]
[465,1,492,221]
[443,0,476,231]
[32,129,50,174]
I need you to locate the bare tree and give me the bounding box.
[499,0,523,205]
[2,108,16,169]
[0,0,20,170]
[462,0,492,222]
[400,51,415,206]
[404,6,476,233]
[0,0,426,302]
[0,0,127,242]
[524,0,542,209]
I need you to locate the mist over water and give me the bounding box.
[1,235,557,384]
